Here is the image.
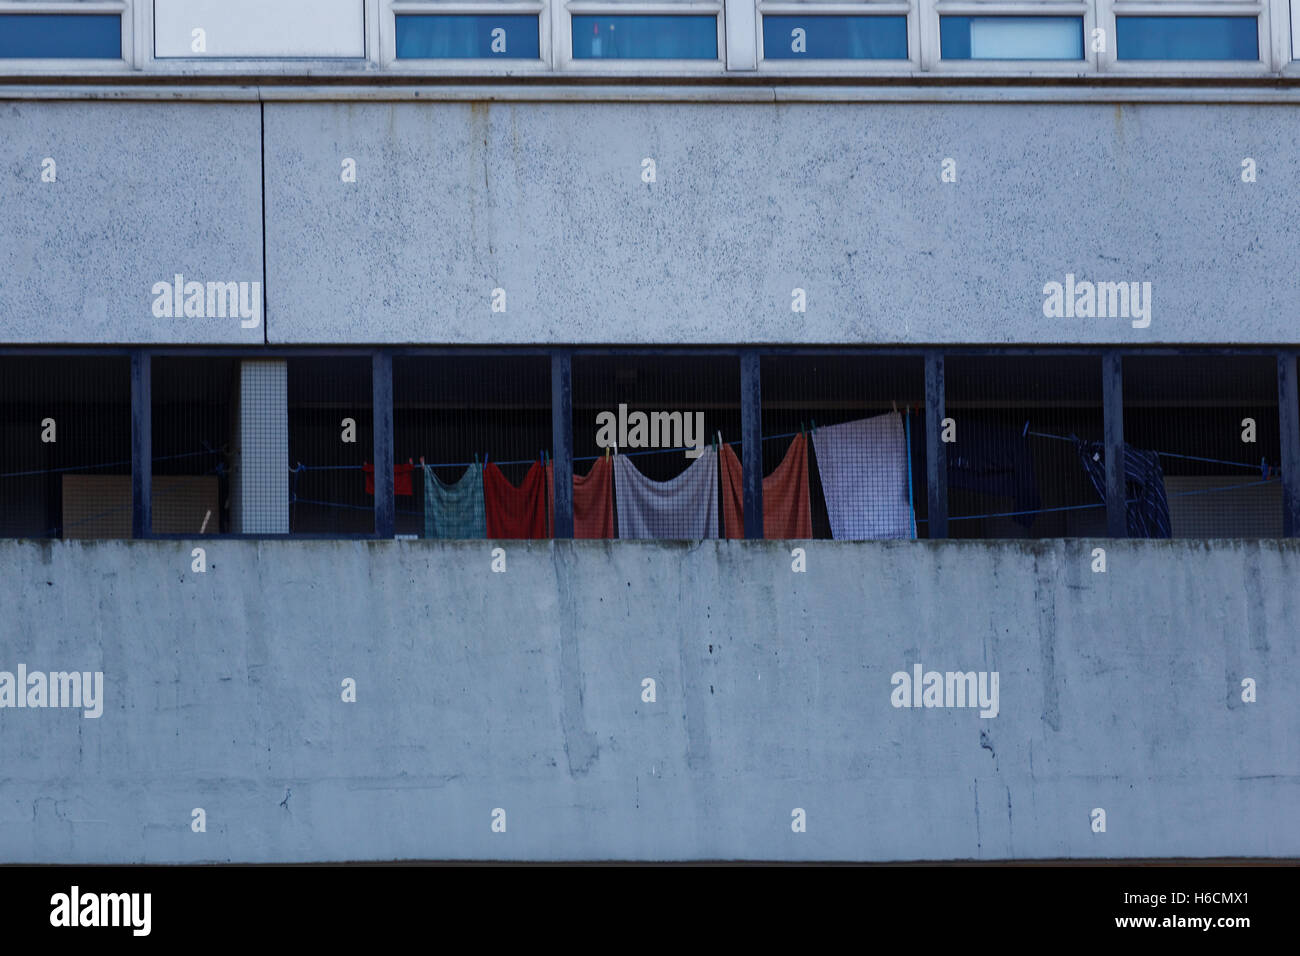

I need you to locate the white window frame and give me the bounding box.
[1284,0,1298,66]
[383,1,552,72]
[142,0,381,74]
[556,1,727,73]
[0,1,135,74]
[1097,0,1274,74]
[924,1,1096,74]
[755,1,921,74]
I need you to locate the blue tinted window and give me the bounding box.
[940,16,1082,60]
[571,15,717,60]
[762,16,907,60]
[395,15,540,59]
[0,14,120,59]
[1116,17,1257,60]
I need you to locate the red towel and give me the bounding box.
[719,435,812,539]
[484,461,549,538]
[362,463,414,497]
[545,458,616,539]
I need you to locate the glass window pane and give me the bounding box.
[1116,17,1258,61]
[1293,0,1300,61]
[762,15,907,60]
[940,16,1083,60]
[396,15,541,59]
[0,14,121,59]
[154,0,364,58]
[571,15,717,60]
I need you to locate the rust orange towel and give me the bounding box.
[719,434,812,539]
[545,458,616,539]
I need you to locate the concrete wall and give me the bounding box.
[0,538,1294,862]
[4,98,1300,346]
[0,101,264,344]
[264,101,1300,345]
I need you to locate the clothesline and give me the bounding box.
[288,428,820,474]
[1023,423,1278,475]
[296,423,1279,477]
[0,448,220,481]
[950,476,1280,524]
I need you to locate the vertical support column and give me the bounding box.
[1103,351,1127,538]
[372,351,394,539]
[131,350,151,539]
[925,352,947,538]
[724,0,758,70]
[552,350,574,539]
[740,350,763,539]
[231,360,289,534]
[1277,352,1300,537]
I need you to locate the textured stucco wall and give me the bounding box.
[0,538,1294,862]
[3,98,1299,345]
[243,99,1300,345]
[0,101,264,344]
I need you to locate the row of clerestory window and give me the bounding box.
[0,3,1279,65]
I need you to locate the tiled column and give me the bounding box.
[232,360,289,534]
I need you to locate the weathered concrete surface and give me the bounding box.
[4,99,1298,345]
[0,538,1295,862]
[0,101,263,344]
[263,100,1300,344]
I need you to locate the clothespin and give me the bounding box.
[811,419,817,434]
[1022,420,1030,438]
[800,421,805,438]
[892,400,898,414]
[407,458,413,465]
[605,446,610,461]
[419,455,425,466]
[474,453,479,465]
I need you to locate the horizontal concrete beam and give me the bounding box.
[7,83,1300,104]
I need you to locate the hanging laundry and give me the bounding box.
[484,460,550,539]
[613,447,718,539]
[363,462,415,496]
[719,435,812,539]
[422,462,486,539]
[575,457,616,539]
[811,412,913,540]
[1074,439,1171,538]
[720,443,744,539]
[548,457,616,539]
[947,421,1042,528]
